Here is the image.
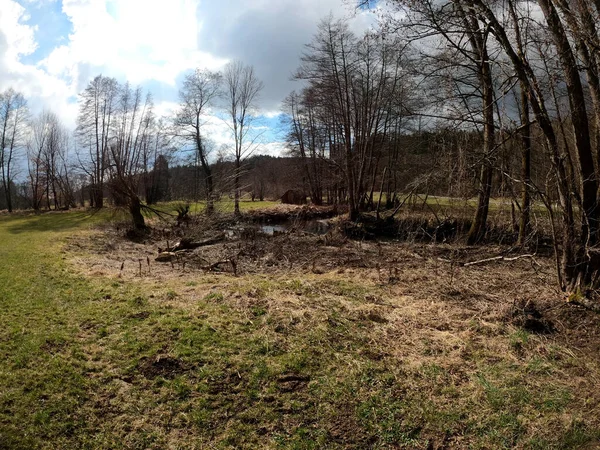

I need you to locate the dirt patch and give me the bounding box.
[65,221,597,325]
[138,355,187,379]
[67,219,540,280]
[363,310,389,324]
[277,374,310,393]
[40,338,67,355]
[65,216,600,381]
[505,298,555,334]
[327,404,375,447]
[127,311,150,320]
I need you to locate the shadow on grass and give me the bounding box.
[1,210,107,234]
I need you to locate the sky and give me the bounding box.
[0,0,378,158]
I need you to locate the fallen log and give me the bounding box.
[156,252,177,262]
[567,292,600,313]
[168,233,226,252]
[463,256,504,266]
[200,260,232,272]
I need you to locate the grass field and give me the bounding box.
[1,207,599,449]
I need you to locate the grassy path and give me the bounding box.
[0,212,125,448]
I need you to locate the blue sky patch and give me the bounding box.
[17,0,72,65]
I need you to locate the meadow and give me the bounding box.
[0,204,599,449]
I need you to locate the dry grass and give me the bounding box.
[54,215,600,449]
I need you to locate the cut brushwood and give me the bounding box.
[167,234,226,252]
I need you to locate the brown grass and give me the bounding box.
[57,218,600,447]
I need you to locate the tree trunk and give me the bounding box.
[196,130,214,214]
[346,139,359,221]
[93,184,103,209]
[518,84,532,247]
[234,158,241,217]
[472,0,578,289]
[205,169,214,214]
[538,0,599,287]
[129,196,146,230]
[467,46,495,245]
[1,158,12,212]
[3,179,12,213]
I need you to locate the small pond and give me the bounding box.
[228,219,331,237]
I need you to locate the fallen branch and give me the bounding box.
[464,254,536,267]
[167,233,226,252]
[567,296,600,313]
[200,260,232,272]
[156,252,176,262]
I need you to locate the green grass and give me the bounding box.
[0,209,599,448]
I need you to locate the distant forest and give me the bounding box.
[0,128,550,211]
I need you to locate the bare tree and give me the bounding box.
[44,113,66,210]
[0,89,27,212]
[289,16,418,216]
[294,17,360,217]
[144,119,172,204]
[26,111,76,211]
[223,61,264,216]
[76,75,119,208]
[383,1,498,242]
[27,112,50,211]
[175,69,222,212]
[284,90,326,205]
[108,83,155,230]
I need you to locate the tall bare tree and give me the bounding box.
[108,83,155,230]
[27,112,50,211]
[382,1,497,242]
[175,69,222,213]
[43,112,70,210]
[0,89,27,212]
[76,75,119,208]
[26,111,75,210]
[284,90,326,205]
[223,61,264,216]
[144,119,172,205]
[290,16,418,216]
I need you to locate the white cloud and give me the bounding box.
[0,0,37,61]
[40,0,227,87]
[0,0,379,158]
[195,0,378,110]
[153,100,180,120]
[0,0,232,131]
[0,0,78,128]
[263,110,283,119]
[260,141,288,157]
